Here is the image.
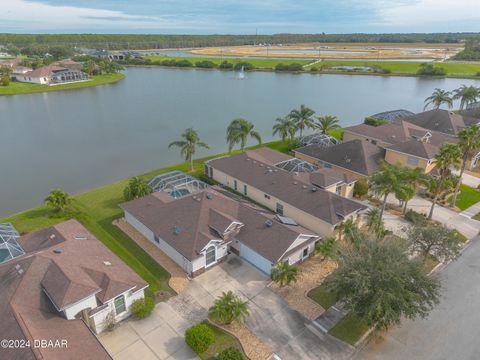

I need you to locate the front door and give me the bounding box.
[205,246,216,267]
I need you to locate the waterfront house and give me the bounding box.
[205,148,366,237]
[16,65,89,85]
[0,219,147,360]
[122,187,319,276]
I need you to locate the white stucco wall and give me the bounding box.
[16,75,48,84]
[63,293,98,320]
[285,242,316,265]
[239,242,274,275]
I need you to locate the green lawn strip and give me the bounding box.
[199,321,245,360]
[0,206,71,234]
[473,213,480,221]
[448,184,480,210]
[0,73,124,96]
[307,283,338,310]
[328,312,370,346]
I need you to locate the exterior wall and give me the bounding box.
[294,151,366,180]
[63,294,98,320]
[208,167,336,237]
[342,130,392,148]
[16,75,48,84]
[239,242,274,274]
[285,242,315,265]
[323,182,355,198]
[385,149,435,173]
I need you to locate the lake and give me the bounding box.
[0,67,478,217]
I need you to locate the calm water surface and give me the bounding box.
[1,67,478,217]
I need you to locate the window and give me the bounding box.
[302,247,309,258]
[114,295,126,315]
[276,203,284,216]
[243,184,247,195]
[336,184,342,195]
[407,156,419,166]
[205,246,216,266]
[234,180,237,191]
[264,194,271,199]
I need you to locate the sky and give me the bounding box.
[1,0,479,34]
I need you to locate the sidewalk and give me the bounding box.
[460,202,480,219]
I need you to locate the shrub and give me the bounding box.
[364,117,388,127]
[417,63,446,76]
[353,178,368,198]
[315,237,337,260]
[404,209,427,225]
[185,323,215,354]
[287,138,304,152]
[175,59,193,67]
[195,60,216,69]
[219,61,233,69]
[131,297,155,319]
[275,63,303,72]
[233,62,253,71]
[310,66,318,72]
[219,347,245,360]
[160,59,177,66]
[1,75,10,86]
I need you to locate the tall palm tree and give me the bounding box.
[422,175,456,220]
[44,188,71,213]
[272,116,296,143]
[369,162,405,219]
[451,125,480,207]
[208,291,249,325]
[395,167,421,214]
[340,217,360,243]
[288,104,315,137]
[365,208,385,239]
[169,128,209,171]
[424,88,453,110]
[315,115,340,135]
[453,85,480,110]
[271,261,299,287]
[124,177,152,201]
[226,118,262,152]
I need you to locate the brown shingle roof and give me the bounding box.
[122,188,318,263]
[307,168,356,188]
[295,140,385,176]
[402,109,479,135]
[25,65,66,78]
[207,149,366,223]
[387,139,439,160]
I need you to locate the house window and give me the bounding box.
[264,194,270,199]
[336,184,342,195]
[407,156,419,166]
[205,246,216,266]
[114,295,126,315]
[234,180,238,191]
[302,247,309,258]
[243,184,247,196]
[276,203,284,216]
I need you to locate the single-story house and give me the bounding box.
[122,187,320,276]
[205,148,366,237]
[16,65,89,85]
[294,139,385,178]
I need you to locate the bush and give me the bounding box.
[219,61,233,69]
[175,59,193,67]
[404,209,427,225]
[1,75,10,86]
[233,62,254,71]
[219,347,245,360]
[287,138,304,152]
[364,117,388,127]
[185,323,215,354]
[417,63,446,76]
[131,297,155,319]
[353,178,368,198]
[195,60,216,69]
[310,66,318,72]
[275,63,304,72]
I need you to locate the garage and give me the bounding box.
[239,242,274,275]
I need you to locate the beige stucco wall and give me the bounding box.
[385,149,435,173]
[342,130,391,148]
[323,182,355,198]
[209,166,339,237]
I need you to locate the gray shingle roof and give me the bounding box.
[370,109,414,121]
[387,139,439,159]
[403,109,479,135]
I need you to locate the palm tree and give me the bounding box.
[369,162,404,219]
[422,175,456,220]
[424,88,453,110]
[396,186,416,215]
[271,261,299,287]
[226,118,262,152]
[453,85,480,110]
[365,208,385,239]
[272,116,296,143]
[451,125,480,207]
[169,128,209,171]
[339,218,360,243]
[315,237,337,260]
[315,115,340,135]
[288,104,315,137]
[44,188,71,213]
[395,167,421,214]
[124,177,152,201]
[208,291,249,325]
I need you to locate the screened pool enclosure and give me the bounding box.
[0,223,25,264]
[148,171,209,199]
[299,133,340,147]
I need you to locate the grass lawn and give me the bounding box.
[473,212,480,221]
[0,73,124,96]
[308,283,338,310]
[199,321,245,360]
[448,184,480,210]
[328,312,370,346]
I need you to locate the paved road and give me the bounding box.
[355,237,480,360]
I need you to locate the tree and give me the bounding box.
[226,118,262,152]
[408,224,462,263]
[453,85,480,110]
[395,167,421,214]
[424,88,453,110]
[338,217,360,243]
[325,237,440,330]
[315,115,340,134]
[271,261,299,287]
[422,175,456,220]
[0,65,12,86]
[123,177,152,201]
[272,116,296,143]
[288,104,315,137]
[169,128,210,171]
[44,188,71,213]
[315,237,338,260]
[208,291,249,325]
[451,124,480,207]
[185,323,215,354]
[365,208,385,239]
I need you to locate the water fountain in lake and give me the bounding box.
[237,66,245,80]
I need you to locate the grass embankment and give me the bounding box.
[448,184,480,210]
[0,73,124,96]
[308,284,338,310]
[198,321,245,360]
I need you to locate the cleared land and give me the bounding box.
[0,73,125,96]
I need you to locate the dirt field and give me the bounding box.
[191,42,464,61]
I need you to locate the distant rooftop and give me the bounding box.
[370,109,414,122]
[299,133,341,147]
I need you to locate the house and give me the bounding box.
[401,109,478,136]
[121,187,320,276]
[52,59,84,71]
[385,138,438,172]
[0,219,147,360]
[205,148,366,237]
[16,65,89,85]
[294,139,385,178]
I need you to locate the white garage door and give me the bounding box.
[239,243,273,275]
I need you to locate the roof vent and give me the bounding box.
[49,234,56,239]
[302,185,307,189]
[260,164,264,167]
[173,226,182,235]
[206,192,213,200]
[74,234,88,240]
[246,158,251,161]
[103,261,112,266]
[311,187,318,192]
[265,220,273,227]
[293,181,298,185]
[53,249,62,254]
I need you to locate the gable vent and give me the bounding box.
[265,220,273,227]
